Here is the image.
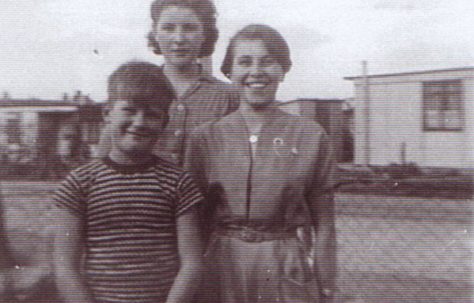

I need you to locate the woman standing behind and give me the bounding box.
[98,0,239,165]
[185,24,337,302]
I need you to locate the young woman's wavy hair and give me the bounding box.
[147,0,218,58]
[221,24,292,78]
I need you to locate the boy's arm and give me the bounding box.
[166,206,203,303]
[52,206,93,303]
[52,172,93,303]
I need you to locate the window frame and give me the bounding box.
[422,79,464,132]
[4,112,23,144]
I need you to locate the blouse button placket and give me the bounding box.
[176,104,185,112]
[172,103,186,160]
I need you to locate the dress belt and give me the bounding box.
[214,226,297,243]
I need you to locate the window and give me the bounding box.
[5,113,22,144]
[423,79,464,131]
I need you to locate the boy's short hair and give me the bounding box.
[107,61,175,116]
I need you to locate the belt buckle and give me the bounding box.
[240,228,258,242]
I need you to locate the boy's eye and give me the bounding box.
[160,24,175,31]
[145,111,164,120]
[122,107,137,114]
[237,57,252,67]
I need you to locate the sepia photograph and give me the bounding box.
[0,0,472,302]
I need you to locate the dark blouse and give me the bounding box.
[153,74,240,165]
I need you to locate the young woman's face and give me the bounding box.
[229,39,285,109]
[154,6,206,67]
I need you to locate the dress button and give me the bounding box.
[249,135,259,143]
[174,129,183,137]
[176,104,185,112]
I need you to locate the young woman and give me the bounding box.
[185,24,337,303]
[98,0,239,165]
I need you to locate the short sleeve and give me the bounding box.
[175,172,204,217]
[305,131,336,217]
[313,132,336,194]
[53,172,86,217]
[183,128,208,193]
[226,88,240,114]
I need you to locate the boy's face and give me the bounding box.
[104,100,166,163]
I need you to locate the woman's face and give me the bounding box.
[229,39,285,109]
[154,6,206,67]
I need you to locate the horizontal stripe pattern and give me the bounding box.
[53,157,203,303]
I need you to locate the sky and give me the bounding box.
[0,0,473,102]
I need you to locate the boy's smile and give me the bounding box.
[104,100,166,164]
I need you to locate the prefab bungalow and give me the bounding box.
[345,67,474,169]
[280,98,352,162]
[0,98,102,176]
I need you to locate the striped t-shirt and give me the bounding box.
[53,156,203,303]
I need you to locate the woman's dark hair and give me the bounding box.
[107,61,175,121]
[147,0,218,58]
[221,24,292,78]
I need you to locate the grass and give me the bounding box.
[335,164,473,199]
[0,178,472,302]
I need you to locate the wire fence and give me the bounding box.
[0,181,472,302]
[336,194,472,303]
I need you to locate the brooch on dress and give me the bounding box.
[273,137,284,146]
[273,137,298,156]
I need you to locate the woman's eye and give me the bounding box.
[262,57,277,66]
[183,23,199,32]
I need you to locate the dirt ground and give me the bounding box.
[1,181,473,303]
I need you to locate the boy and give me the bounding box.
[52,61,203,303]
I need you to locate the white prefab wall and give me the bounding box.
[351,68,473,169]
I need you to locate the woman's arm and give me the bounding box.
[166,207,203,303]
[184,130,215,244]
[52,207,93,303]
[307,133,337,302]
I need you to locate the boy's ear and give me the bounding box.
[279,73,286,82]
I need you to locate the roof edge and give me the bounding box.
[344,66,474,80]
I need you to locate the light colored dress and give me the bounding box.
[185,108,336,303]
